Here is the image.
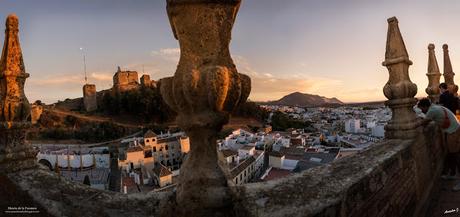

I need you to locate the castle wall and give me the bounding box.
[113,70,139,92]
[30,104,43,124]
[83,84,97,112]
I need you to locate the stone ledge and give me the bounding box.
[233,124,444,217]
[0,124,444,217]
[3,166,171,217]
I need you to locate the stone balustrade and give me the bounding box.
[0,4,449,217]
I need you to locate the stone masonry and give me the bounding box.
[426,44,441,103]
[382,17,421,139]
[160,0,251,215]
[442,44,458,95]
[83,83,97,112]
[30,103,43,124]
[141,74,156,88]
[0,14,35,172]
[113,66,139,92]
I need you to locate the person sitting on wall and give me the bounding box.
[418,98,460,191]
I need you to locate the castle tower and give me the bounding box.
[83,84,97,112]
[0,14,35,172]
[140,74,151,87]
[112,66,139,92]
[30,103,43,124]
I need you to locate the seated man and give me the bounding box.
[417,98,460,190]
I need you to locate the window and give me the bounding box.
[165,145,169,150]
[153,147,157,152]
[144,150,152,158]
[146,139,149,143]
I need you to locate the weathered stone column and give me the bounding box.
[0,14,35,172]
[443,44,458,95]
[382,17,421,139]
[426,44,441,103]
[160,0,250,214]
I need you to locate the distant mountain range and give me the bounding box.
[266,92,343,107]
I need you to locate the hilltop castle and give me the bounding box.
[112,66,156,92]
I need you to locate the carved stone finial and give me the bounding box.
[443,44,458,95]
[426,44,441,103]
[382,17,421,139]
[160,0,249,214]
[0,14,35,172]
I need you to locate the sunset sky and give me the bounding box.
[2,0,460,103]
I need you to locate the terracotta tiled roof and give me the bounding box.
[263,168,291,181]
[279,146,306,156]
[230,156,255,178]
[269,151,284,157]
[220,149,238,158]
[127,146,143,153]
[157,136,180,143]
[240,145,255,151]
[152,164,172,177]
[144,130,157,138]
[291,138,303,146]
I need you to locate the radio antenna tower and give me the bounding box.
[80,47,87,84]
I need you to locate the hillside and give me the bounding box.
[32,87,267,143]
[268,92,343,107]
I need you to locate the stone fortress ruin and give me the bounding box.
[0,1,458,216]
[112,66,139,92]
[83,83,97,112]
[81,66,157,112]
[112,66,156,93]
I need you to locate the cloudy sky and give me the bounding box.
[1,0,460,103]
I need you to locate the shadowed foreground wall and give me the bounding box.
[0,123,445,217]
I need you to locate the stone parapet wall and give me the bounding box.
[0,123,446,217]
[235,123,445,217]
[1,167,169,217]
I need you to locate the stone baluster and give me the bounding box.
[426,44,441,103]
[160,0,250,215]
[443,44,458,95]
[0,14,35,172]
[382,17,421,139]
